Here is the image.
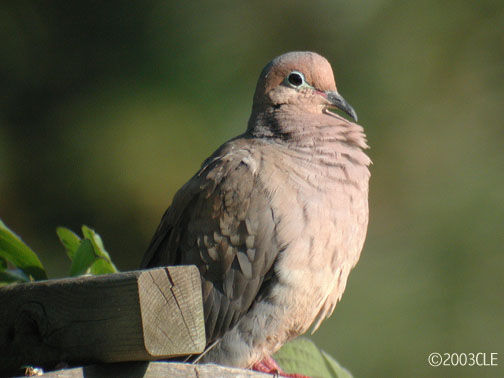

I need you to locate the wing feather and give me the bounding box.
[141,144,279,343]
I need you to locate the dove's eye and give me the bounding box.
[287,71,305,87]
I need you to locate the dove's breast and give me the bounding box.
[251,140,370,339]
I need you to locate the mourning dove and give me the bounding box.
[141,51,371,372]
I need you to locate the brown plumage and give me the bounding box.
[141,51,371,368]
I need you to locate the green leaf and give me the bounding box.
[0,218,47,280]
[274,337,352,378]
[0,269,30,286]
[89,258,117,275]
[81,225,118,274]
[81,225,106,255]
[69,239,97,276]
[321,350,353,378]
[56,226,82,260]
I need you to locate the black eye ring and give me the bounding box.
[287,72,304,87]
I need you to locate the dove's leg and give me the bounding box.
[251,355,308,378]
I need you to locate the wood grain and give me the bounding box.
[0,266,205,374]
[39,362,269,378]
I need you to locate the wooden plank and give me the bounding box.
[139,266,205,356]
[0,266,205,374]
[38,362,270,377]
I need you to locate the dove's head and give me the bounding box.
[251,51,357,122]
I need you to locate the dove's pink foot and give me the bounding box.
[251,355,309,377]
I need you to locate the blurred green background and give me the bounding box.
[1,1,503,376]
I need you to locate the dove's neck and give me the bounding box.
[248,105,370,159]
[246,105,371,193]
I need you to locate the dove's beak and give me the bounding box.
[325,91,358,122]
